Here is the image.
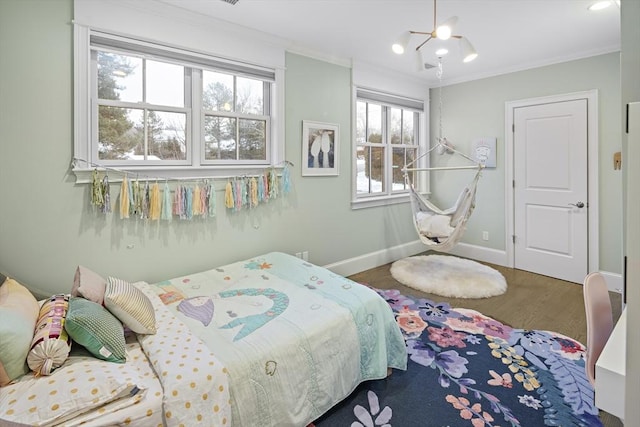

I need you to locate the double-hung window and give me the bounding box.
[74,30,280,180]
[354,89,424,207]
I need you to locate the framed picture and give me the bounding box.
[471,137,497,168]
[302,120,339,176]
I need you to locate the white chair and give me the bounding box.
[582,272,614,386]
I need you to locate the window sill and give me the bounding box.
[351,193,412,210]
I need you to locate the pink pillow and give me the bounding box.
[70,266,106,305]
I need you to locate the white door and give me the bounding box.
[513,99,588,283]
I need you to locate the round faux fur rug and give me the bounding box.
[390,255,507,299]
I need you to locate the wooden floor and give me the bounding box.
[348,256,623,427]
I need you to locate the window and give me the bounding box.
[354,89,423,206]
[74,30,282,180]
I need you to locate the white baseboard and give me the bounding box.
[445,243,509,267]
[600,271,623,294]
[325,241,624,296]
[323,240,507,277]
[323,240,426,277]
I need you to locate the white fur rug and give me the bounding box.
[390,255,507,299]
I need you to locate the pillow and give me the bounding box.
[104,277,157,334]
[70,266,106,305]
[64,297,126,363]
[416,211,454,238]
[27,294,72,376]
[0,354,146,426]
[0,278,40,386]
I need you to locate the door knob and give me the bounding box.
[569,202,585,208]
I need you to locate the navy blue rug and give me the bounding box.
[312,289,602,427]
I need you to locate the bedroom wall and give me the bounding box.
[0,0,419,297]
[0,0,623,297]
[429,52,622,274]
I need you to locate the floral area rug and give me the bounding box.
[312,289,602,427]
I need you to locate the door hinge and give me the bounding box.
[512,123,515,133]
[512,180,515,188]
[512,235,516,244]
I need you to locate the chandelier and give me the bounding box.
[392,0,477,69]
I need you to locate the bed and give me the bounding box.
[0,252,407,426]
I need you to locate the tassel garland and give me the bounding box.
[88,165,291,219]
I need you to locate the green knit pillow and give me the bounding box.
[65,297,126,363]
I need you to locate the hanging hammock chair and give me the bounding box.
[403,153,483,252]
[402,58,484,251]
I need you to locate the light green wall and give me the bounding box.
[430,53,622,273]
[0,0,417,296]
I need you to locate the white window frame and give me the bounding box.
[352,87,426,209]
[73,26,285,182]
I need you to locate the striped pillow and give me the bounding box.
[104,277,157,335]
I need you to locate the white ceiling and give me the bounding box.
[155,0,620,86]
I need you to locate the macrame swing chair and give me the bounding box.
[402,59,484,252]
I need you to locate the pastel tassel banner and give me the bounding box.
[86,163,293,219]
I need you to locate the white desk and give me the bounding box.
[595,307,626,420]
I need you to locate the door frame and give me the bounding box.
[504,90,599,275]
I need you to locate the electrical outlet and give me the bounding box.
[482,231,489,241]
[295,252,302,259]
[302,251,309,261]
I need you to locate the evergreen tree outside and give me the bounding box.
[97,52,139,160]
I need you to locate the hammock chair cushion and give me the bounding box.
[416,211,454,238]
